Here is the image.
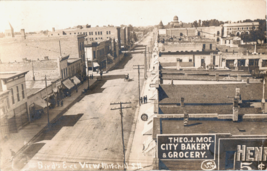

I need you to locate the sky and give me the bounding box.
[0,0,266,33]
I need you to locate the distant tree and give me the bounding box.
[193,20,198,27]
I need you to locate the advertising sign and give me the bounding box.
[158,134,216,160]
[218,138,267,170]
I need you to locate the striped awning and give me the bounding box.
[62,79,75,90]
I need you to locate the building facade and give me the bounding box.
[0,71,29,139]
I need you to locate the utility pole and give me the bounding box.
[144,46,147,80]
[32,61,35,81]
[45,75,50,125]
[110,102,131,171]
[133,65,144,106]
[59,40,62,56]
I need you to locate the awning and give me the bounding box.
[142,121,153,135]
[93,62,99,67]
[107,54,114,61]
[143,136,156,156]
[34,98,50,108]
[88,62,100,68]
[53,87,58,93]
[62,79,75,90]
[71,76,81,85]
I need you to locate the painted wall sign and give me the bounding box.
[218,138,267,170]
[158,134,216,160]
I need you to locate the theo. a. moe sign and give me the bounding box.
[158,134,216,160]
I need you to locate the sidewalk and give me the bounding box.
[127,32,156,170]
[0,78,97,169]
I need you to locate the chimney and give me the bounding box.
[246,77,249,85]
[52,27,55,32]
[262,78,266,113]
[233,98,239,121]
[233,88,240,121]
[215,73,219,81]
[181,97,185,107]
[184,113,189,126]
[176,58,181,70]
[21,29,26,39]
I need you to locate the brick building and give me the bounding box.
[48,25,121,50]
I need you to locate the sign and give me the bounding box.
[158,134,216,160]
[141,113,148,121]
[218,138,267,170]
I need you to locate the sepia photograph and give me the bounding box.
[0,0,266,170]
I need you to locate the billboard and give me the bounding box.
[158,134,216,160]
[218,138,267,170]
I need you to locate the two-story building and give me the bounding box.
[0,71,29,140]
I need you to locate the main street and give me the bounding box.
[21,33,153,170]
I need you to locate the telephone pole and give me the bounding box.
[133,65,144,106]
[144,46,147,80]
[45,75,50,125]
[110,102,131,171]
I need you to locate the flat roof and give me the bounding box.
[0,71,28,80]
[160,50,219,55]
[159,83,265,104]
[153,117,267,139]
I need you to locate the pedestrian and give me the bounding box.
[140,97,143,104]
[143,96,146,103]
[61,100,63,107]
[100,70,103,80]
[57,100,59,107]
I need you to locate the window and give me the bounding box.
[70,33,71,35]
[106,31,108,34]
[96,38,97,40]
[203,44,206,50]
[95,32,97,35]
[93,51,96,59]
[189,59,192,62]
[11,88,15,104]
[109,31,111,34]
[17,86,20,102]
[21,84,25,99]
[210,44,212,50]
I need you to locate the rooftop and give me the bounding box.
[153,117,267,139]
[224,22,259,27]
[0,71,28,80]
[0,36,82,63]
[158,83,265,104]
